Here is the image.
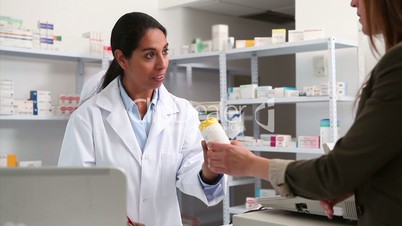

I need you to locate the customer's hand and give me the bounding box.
[205,140,259,177]
[320,193,353,219]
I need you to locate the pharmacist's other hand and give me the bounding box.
[320,193,353,219]
[206,140,255,176]
[127,216,145,226]
[128,221,145,226]
[201,140,220,183]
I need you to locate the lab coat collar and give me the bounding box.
[95,77,142,164]
[95,77,179,162]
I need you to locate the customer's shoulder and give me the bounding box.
[375,42,402,71]
[383,42,402,61]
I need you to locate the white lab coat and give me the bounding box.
[58,77,226,226]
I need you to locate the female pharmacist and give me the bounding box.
[204,0,402,225]
[58,12,226,226]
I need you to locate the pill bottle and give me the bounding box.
[199,117,230,144]
[6,154,17,167]
[320,119,339,147]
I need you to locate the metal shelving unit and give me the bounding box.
[220,37,358,223]
[165,37,358,224]
[0,46,105,121]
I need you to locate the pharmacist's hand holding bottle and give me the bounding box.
[201,140,221,184]
[199,117,229,184]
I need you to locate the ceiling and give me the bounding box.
[185,0,295,24]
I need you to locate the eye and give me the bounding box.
[163,48,169,55]
[145,52,155,59]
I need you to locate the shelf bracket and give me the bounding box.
[76,59,84,94]
[327,37,339,142]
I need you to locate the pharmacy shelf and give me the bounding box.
[226,37,358,60]
[0,45,107,94]
[0,46,103,62]
[0,115,70,121]
[247,146,325,155]
[167,36,358,225]
[227,95,355,105]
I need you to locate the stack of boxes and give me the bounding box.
[14,99,34,115]
[261,134,292,148]
[82,31,104,56]
[34,21,54,50]
[228,82,347,100]
[30,90,53,116]
[229,84,300,100]
[57,94,80,115]
[0,16,63,51]
[0,80,15,115]
[303,81,347,96]
[0,16,33,49]
[0,81,80,116]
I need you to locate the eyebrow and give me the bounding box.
[141,43,169,52]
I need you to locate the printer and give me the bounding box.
[257,195,358,221]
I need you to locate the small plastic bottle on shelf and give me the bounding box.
[199,117,230,144]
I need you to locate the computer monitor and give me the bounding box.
[0,167,127,226]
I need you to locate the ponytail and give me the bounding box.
[98,58,123,92]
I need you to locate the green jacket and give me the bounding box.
[286,42,402,226]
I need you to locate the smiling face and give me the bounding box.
[118,28,169,99]
[351,0,367,34]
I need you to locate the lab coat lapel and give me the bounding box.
[107,109,142,164]
[96,78,142,164]
[146,85,179,145]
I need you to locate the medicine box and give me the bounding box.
[240,84,257,99]
[288,30,304,42]
[303,28,325,40]
[254,37,272,47]
[272,29,286,44]
[256,86,272,99]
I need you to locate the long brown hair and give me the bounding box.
[365,0,402,52]
[354,0,402,107]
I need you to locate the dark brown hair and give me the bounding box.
[355,0,402,106]
[365,0,402,52]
